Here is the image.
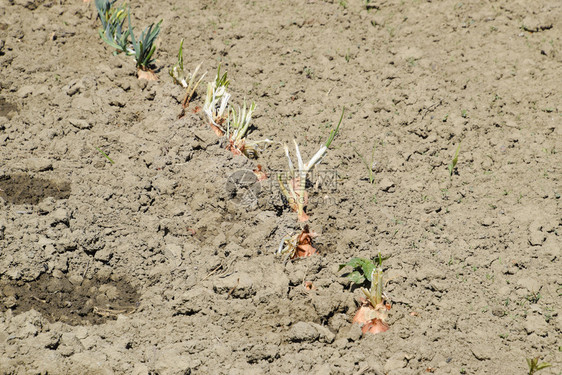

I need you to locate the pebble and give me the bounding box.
[58,333,84,357]
[213,272,254,298]
[554,315,562,332]
[36,332,61,349]
[522,16,553,32]
[3,295,17,308]
[64,79,84,96]
[172,288,212,316]
[52,269,64,279]
[424,203,441,214]
[341,323,362,342]
[68,274,83,286]
[37,197,56,213]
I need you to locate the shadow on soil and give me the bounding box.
[0,174,71,205]
[0,98,18,118]
[0,273,140,325]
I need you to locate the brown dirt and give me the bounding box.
[0,0,560,374]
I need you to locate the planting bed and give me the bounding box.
[0,0,560,373]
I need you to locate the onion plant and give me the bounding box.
[169,39,207,108]
[95,0,118,29]
[340,253,391,334]
[95,0,162,78]
[353,142,376,184]
[527,357,551,375]
[340,254,386,309]
[277,225,317,261]
[128,13,162,71]
[225,100,272,158]
[278,110,343,221]
[95,0,129,54]
[226,100,255,155]
[203,65,231,136]
[448,141,461,177]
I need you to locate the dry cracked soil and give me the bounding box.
[0,0,561,374]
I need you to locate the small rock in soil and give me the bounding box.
[58,333,84,357]
[554,315,562,332]
[521,16,553,32]
[163,243,182,267]
[37,197,56,213]
[172,288,213,316]
[16,85,34,98]
[3,295,17,309]
[36,331,61,349]
[68,274,83,286]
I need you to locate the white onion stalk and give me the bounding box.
[227,100,255,147]
[278,110,343,221]
[203,65,231,135]
[203,82,231,135]
[167,41,207,108]
[224,100,272,158]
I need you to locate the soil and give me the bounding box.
[0,0,560,374]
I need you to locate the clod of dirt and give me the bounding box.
[521,16,553,33]
[524,314,549,336]
[286,321,320,343]
[213,272,255,299]
[68,118,92,130]
[379,177,395,192]
[384,353,408,373]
